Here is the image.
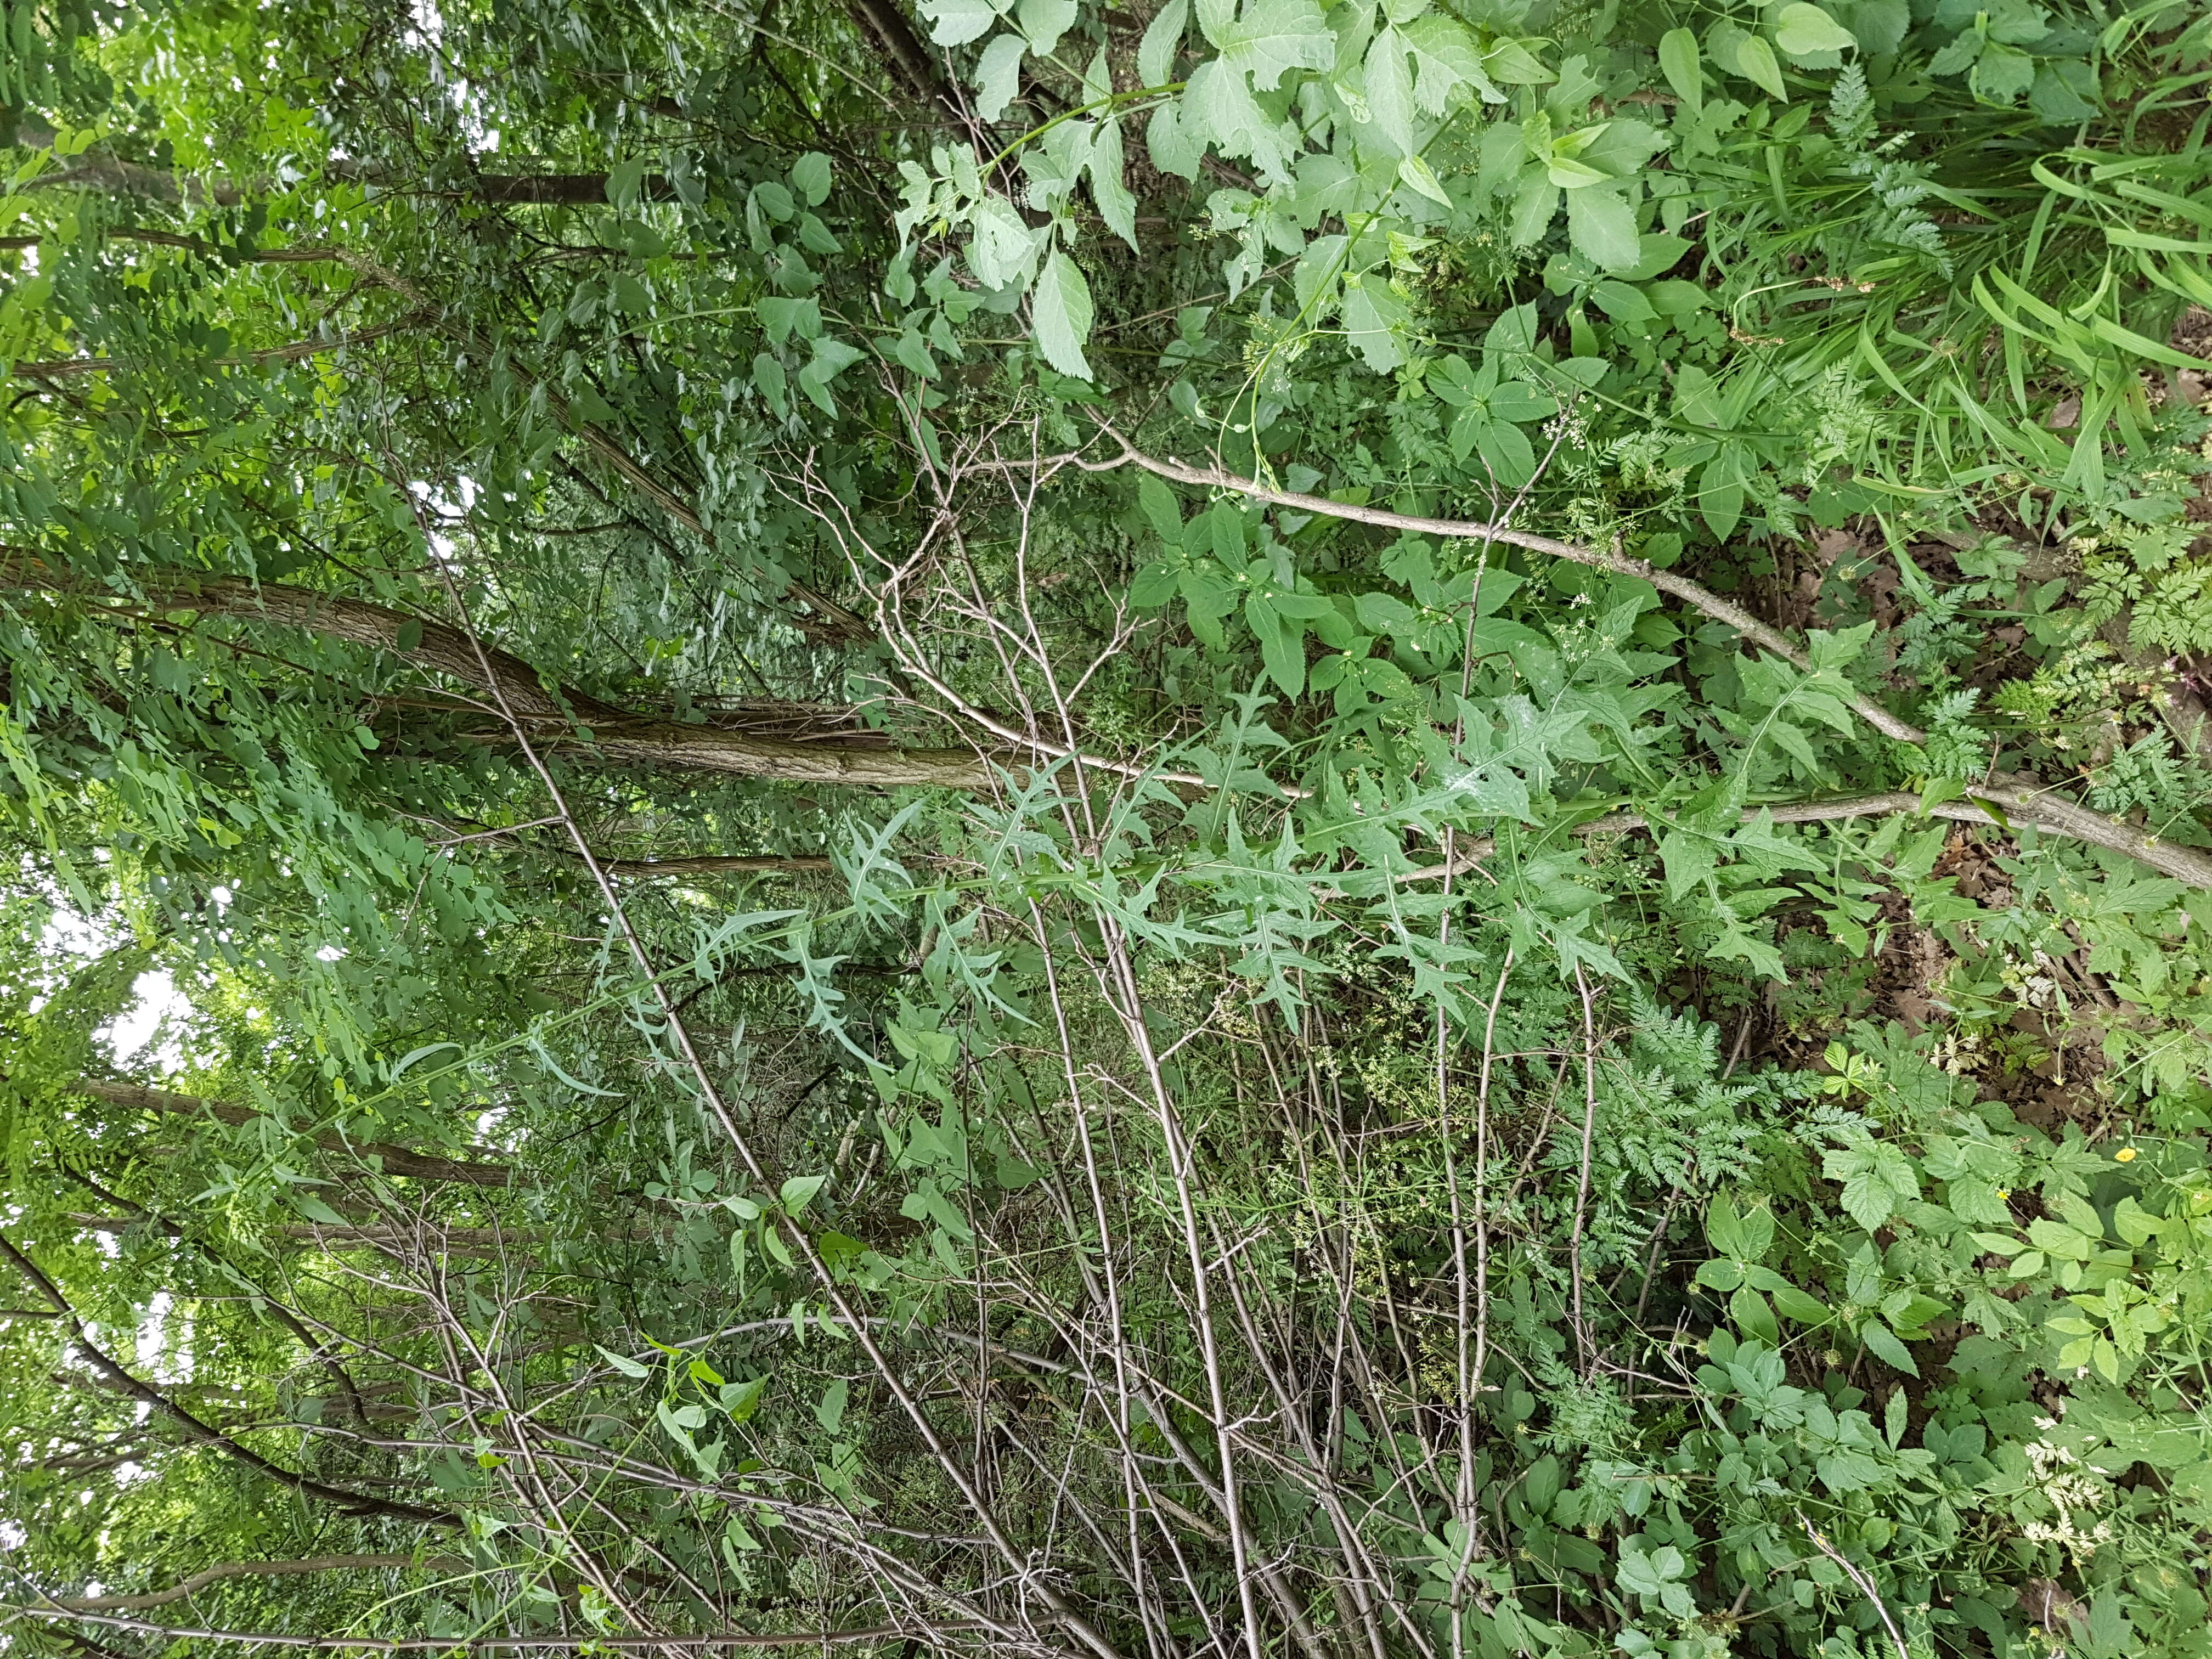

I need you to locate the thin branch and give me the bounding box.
[6,1608,1012,1651]
[1388,788,2212,891]
[1793,1515,1911,1659]
[0,1235,453,1526]
[10,314,430,380]
[80,1081,512,1188]
[1072,429,1929,746]
[55,1559,469,1612]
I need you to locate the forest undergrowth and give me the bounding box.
[2,1,2212,1657]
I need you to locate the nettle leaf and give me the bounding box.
[1859,1319,1919,1376]
[1402,13,1495,106]
[1032,250,1096,379]
[1089,118,1139,246]
[1147,100,1203,177]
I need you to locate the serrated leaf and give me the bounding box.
[1858,1319,1919,1376]
[1205,0,1334,91]
[1032,249,1095,379]
[1771,1285,1831,1324]
[1401,13,1492,106]
[1565,185,1640,271]
[1398,152,1452,207]
[1147,100,1202,178]
[974,33,1028,121]
[968,196,1040,288]
[1139,475,1185,544]
[1138,0,1188,85]
[1245,591,1305,695]
[1340,274,1409,371]
[1695,1257,1746,1291]
[1089,117,1138,247]
[1366,27,1418,154]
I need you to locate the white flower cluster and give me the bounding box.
[2019,1440,2113,1562]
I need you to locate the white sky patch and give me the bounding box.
[100,969,191,1074]
[136,1293,194,1386]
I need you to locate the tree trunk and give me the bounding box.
[77,1081,515,1188]
[1,557,997,789]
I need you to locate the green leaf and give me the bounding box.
[1564,186,1641,272]
[759,296,821,345]
[919,0,1002,46]
[780,1173,828,1213]
[390,1040,460,1079]
[1340,275,1410,371]
[974,33,1028,121]
[1971,39,2038,102]
[1858,1319,1920,1376]
[719,1375,769,1422]
[292,1192,348,1224]
[1658,27,1702,112]
[1366,27,1417,154]
[1695,1257,1746,1291]
[1138,0,1188,86]
[1773,3,1857,57]
[789,152,832,206]
[969,197,1040,289]
[1481,38,1555,84]
[1139,476,1185,544]
[814,1376,848,1432]
[751,352,788,416]
[1032,250,1096,380]
[393,618,425,653]
[1735,34,1788,99]
[1203,0,1334,92]
[1244,592,1305,695]
[1770,1285,1831,1324]
[1017,0,1075,53]
[595,1345,652,1379]
[1705,1193,1745,1257]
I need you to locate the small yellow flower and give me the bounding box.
[2115,1148,2137,1164]
[1996,1189,2011,1201]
